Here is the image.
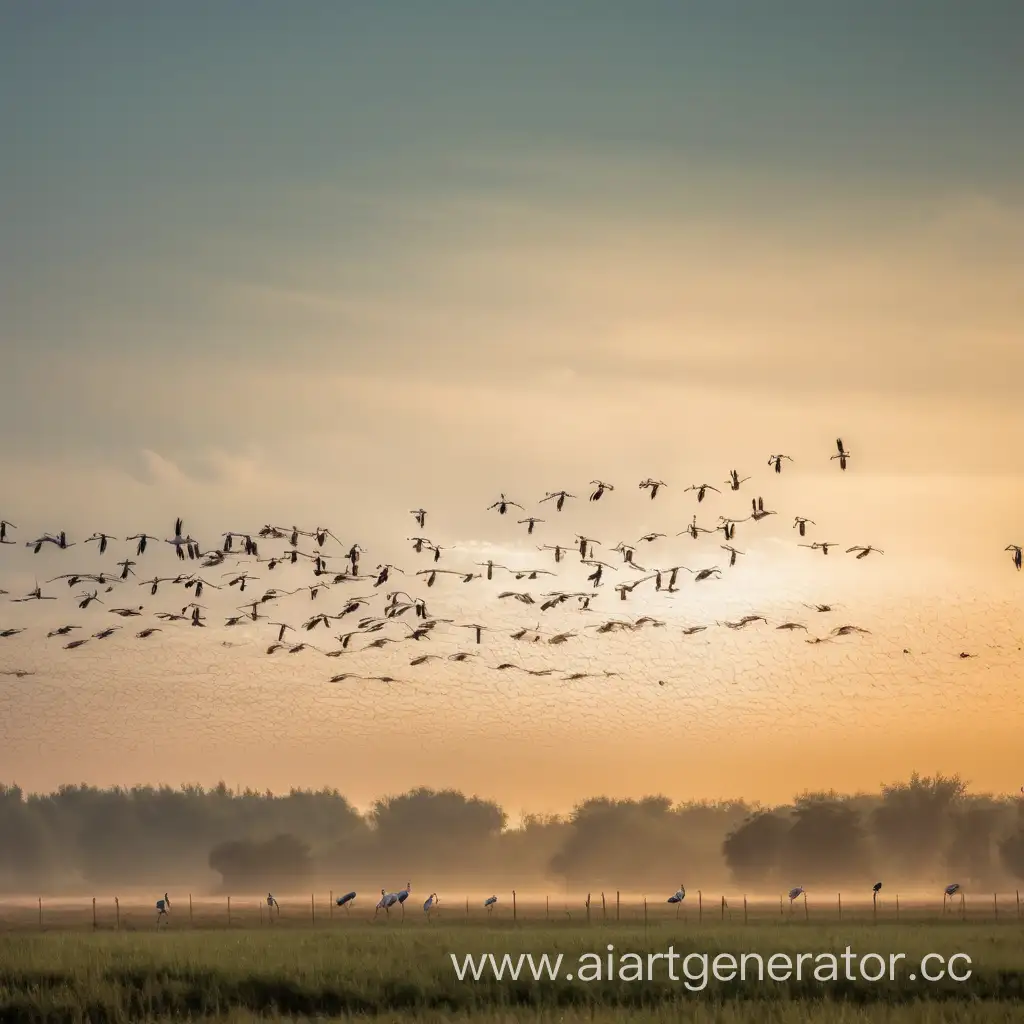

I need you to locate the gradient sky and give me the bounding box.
[1,3,1022,814]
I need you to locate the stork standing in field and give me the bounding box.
[376,889,399,915]
[484,895,498,913]
[156,893,170,927]
[266,893,280,918]
[943,882,961,913]
[396,882,412,911]
[423,893,439,918]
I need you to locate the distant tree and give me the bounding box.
[945,803,1004,885]
[550,796,700,889]
[0,787,60,890]
[782,794,870,884]
[871,773,966,880]
[369,788,506,874]
[997,802,1024,881]
[208,833,313,890]
[722,812,790,886]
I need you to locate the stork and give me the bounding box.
[155,893,170,927]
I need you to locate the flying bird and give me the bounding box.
[639,478,666,499]
[684,483,718,503]
[800,542,836,555]
[724,470,749,491]
[768,454,793,474]
[847,545,884,559]
[488,493,523,515]
[793,517,815,537]
[539,490,575,512]
[831,437,851,470]
[721,545,744,567]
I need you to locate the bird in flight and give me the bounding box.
[831,437,851,471]
[1005,544,1022,570]
[488,494,523,515]
[793,517,815,537]
[724,470,749,492]
[768,454,793,474]
[847,545,884,559]
[639,478,666,499]
[799,541,836,555]
[684,483,719,503]
[539,490,575,512]
[679,515,713,540]
[589,480,614,501]
[721,544,744,568]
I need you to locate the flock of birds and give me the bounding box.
[152,884,441,926]
[1,439,1021,687]
[149,879,973,927]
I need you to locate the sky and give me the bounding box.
[1,2,1022,815]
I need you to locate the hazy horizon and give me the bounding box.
[2,3,1022,811]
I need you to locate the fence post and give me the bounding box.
[616,890,620,921]
[38,897,42,930]
[602,892,606,920]
[838,893,841,920]
[895,894,900,921]
[546,895,549,920]
[803,891,809,922]
[1017,890,1020,918]
[643,897,648,940]
[92,897,97,930]
[513,890,517,922]
[779,895,783,916]
[585,893,591,925]
[311,893,315,922]
[189,893,193,926]
[115,897,120,931]
[993,893,997,920]
[721,896,725,921]
[698,891,702,923]
[743,895,748,924]
[872,891,877,923]
[227,896,231,926]
[465,897,469,918]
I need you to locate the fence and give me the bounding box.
[1,889,1020,931]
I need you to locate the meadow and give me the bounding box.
[0,899,1022,1023]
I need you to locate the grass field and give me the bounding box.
[0,901,1022,1023]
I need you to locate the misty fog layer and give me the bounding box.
[2,774,1022,898]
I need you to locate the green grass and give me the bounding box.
[0,921,1022,1022]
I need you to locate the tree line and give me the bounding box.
[1,773,1022,894]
